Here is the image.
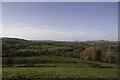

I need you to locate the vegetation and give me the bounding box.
[2,56,118,79]
[1,37,119,79]
[2,37,118,63]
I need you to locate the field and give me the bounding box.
[2,56,118,79]
[2,38,119,79]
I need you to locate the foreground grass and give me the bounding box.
[2,67,118,79]
[2,56,119,79]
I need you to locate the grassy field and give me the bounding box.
[2,56,118,79]
[3,67,118,79]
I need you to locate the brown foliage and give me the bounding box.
[80,47,96,60]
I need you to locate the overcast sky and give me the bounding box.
[1,2,118,41]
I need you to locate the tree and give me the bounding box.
[94,49,102,61]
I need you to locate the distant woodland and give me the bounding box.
[2,37,119,63]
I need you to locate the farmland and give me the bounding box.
[1,37,119,79]
[2,56,118,79]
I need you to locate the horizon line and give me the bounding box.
[0,36,118,42]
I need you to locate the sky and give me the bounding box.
[0,2,2,38]
[1,2,118,41]
[1,0,120,2]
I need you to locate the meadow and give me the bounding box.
[2,56,118,79]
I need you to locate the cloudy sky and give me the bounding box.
[1,2,118,41]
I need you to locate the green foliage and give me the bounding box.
[2,37,118,63]
[1,38,119,79]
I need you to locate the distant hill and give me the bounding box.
[83,40,117,45]
[2,37,29,45]
[1,37,117,45]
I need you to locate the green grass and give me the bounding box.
[2,56,118,79]
[2,67,118,79]
[3,56,118,68]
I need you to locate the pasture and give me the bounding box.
[2,56,118,79]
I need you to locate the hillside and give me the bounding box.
[2,37,118,63]
[2,37,28,44]
[2,37,119,79]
